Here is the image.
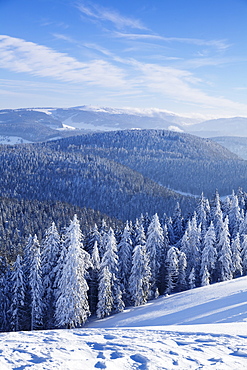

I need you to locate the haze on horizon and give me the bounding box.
[0,0,247,118]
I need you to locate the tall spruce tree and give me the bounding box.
[218,216,233,282]
[231,233,242,278]
[241,234,247,275]
[41,222,60,329]
[172,202,184,244]
[201,221,217,283]
[55,215,91,328]
[100,228,124,314]
[88,241,101,314]
[96,266,113,319]
[9,255,25,332]
[177,251,187,292]
[228,191,241,238]
[29,235,43,330]
[165,247,179,294]
[129,243,151,306]
[181,213,201,285]
[146,213,164,298]
[118,222,133,305]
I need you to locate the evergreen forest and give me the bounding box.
[1,189,247,332]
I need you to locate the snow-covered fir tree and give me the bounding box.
[118,222,133,305]
[172,202,184,244]
[196,193,210,238]
[231,233,242,278]
[165,246,179,294]
[134,218,146,247]
[55,215,91,328]
[9,255,25,332]
[201,221,217,283]
[84,224,101,255]
[22,235,34,330]
[146,213,164,297]
[29,235,43,331]
[99,219,109,259]
[96,266,113,319]
[201,265,210,286]
[218,216,233,282]
[211,191,224,243]
[100,227,124,314]
[181,213,201,285]
[0,266,11,332]
[88,240,101,314]
[228,191,241,238]
[177,251,187,292]
[41,222,60,329]
[241,234,247,275]
[188,267,196,289]
[129,243,151,306]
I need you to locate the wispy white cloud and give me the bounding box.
[0,35,126,88]
[132,61,247,113]
[114,32,230,51]
[77,2,146,30]
[52,33,77,44]
[1,35,246,116]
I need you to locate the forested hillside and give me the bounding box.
[44,129,247,197]
[0,139,195,221]
[0,197,121,262]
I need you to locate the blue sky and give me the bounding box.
[0,0,247,117]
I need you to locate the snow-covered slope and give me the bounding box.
[1,277,247,369]
[86,276,247,328]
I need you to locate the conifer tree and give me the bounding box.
[99,219,109,259]
[88,241,100,314]
[134,218,146,247]
[41,222,60,329]
[172,202,184,244]
[160,223,170,294]
[188,268,196,289]
[177,251,187,292]
[211,191,224,243]
[96,266,113,318]
[55,215,91,328]
[218,216,233,282]
[165,247,179,294]
[100,228,124,314]
[29,235,43,330]
[228,191,241,238]
[146,213,164,297]
[22,235,34,331]
[9,255,25,332]
[197,193,209,238]
[0,267,11,332]
[118,222,133,304]
[181,213,201,284]
[239,211,247,237]
[201,265,210,286]
[129,243,151,306]
[231,233,242,278]
[84,224,101,255]
[201,221,217,283]
[241,234,247,275]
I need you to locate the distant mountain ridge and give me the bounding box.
[2,105,247,143]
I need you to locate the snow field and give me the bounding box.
[1,276,247,369]
[0,327,247,369]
